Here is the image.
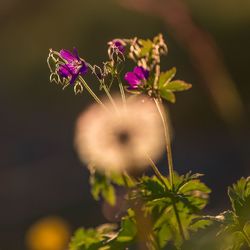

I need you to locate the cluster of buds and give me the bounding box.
[127,33,168,70]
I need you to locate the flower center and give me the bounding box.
[116,130,130,146]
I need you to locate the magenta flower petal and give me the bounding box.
[80,62,88,75]
[60,49,76,63]
[133,66,149,80]
[58,64,71,78]
[73,47,80,59]
[58,48,88,85]
[124,66,149,89]
[125,72,140,85]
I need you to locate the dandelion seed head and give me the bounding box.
[75,96,164,174]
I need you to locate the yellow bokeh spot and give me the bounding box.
[26,216,70,250]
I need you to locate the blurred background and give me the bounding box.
[0,0,250,249]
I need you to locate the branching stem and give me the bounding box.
[87,64,118,112]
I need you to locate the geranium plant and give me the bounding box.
[47,34,250,250]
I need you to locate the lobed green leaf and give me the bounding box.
[165,80,192,92]
[158,67,176,88]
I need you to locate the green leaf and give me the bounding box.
[134,176,170,202]
[172,172,204,192]
[159,89,176,103]
[189,218,213,232]
[137,173,210,214]
[158,68,176,88]
[134,173,211,248]
[102,185,116,206]
[90,172,116,206]
[171,172,211,211]
[69,228,105,250]
[69,211,137,250]
[105,209,137,249]
[116,215,137,242]
[222,231,245,250]
[166,80,192,92]
[109,173,136,187]
[182,225,245,250]
[228,177,250,226]
[244,221,250,236]
[158,68,192,103]
[153,207,182,248]
[139,39,154,57]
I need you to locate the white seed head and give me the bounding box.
[75,95,165,174]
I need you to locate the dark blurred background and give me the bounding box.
[0,0,250,249]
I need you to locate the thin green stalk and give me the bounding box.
[78,76,107,110]
[154,97,186,241]
[242,229,250,247]
[154,98,174,188]
[172,202,186,241]
[146,154,169,191]
[117,76,126,107]
[102,84,119,112]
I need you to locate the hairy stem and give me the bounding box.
[154,98,174,188]
[146,154,169,190]
[102,84,119,112]
[78,76,107,109]
[154,97,186,241]
[117,76,127,107]
[172,202,186,241]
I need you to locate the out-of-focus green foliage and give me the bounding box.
[191,177,250,250]
[89,172,116,206]
[70,175,250,249]
[69,210,137,250]
[70,172,211,250]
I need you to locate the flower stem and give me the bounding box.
[154,98,174,188]
[102,84,119,112]
[172,202,186,241]
[146,154,169,190]
[154,97,186,242]
[117,76,127,107]
[78,76,107,110]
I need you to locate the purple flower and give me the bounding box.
[58,48,88,84]
[124,66,149,89]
